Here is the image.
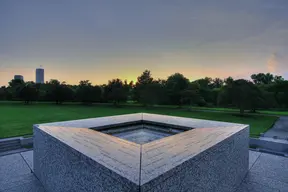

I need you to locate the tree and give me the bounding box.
[134,70,154,102]
[268,81,288,108]
[181,82,202,106]
[0,86,7,100]
[211,78,224,89]
[194,77,213,89]
[274,75,285,83]
[224,76,234,86]
[166,73,190,106]
[104,79,129,105]
[219,79,263,115]
[123,80,134,101]
[48,79,61,86]
[138,79,168,106]
[251,73,274,85]
[46,80,74,104]
[18,83,38,104]
[219,79,262,115]
[7,79,25,100]
[76,80,102,104]
[8,79,24,88]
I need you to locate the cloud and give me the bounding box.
[267,53,278,73]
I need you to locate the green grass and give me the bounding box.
[188,106,288,116]
[257,110,288,116]
[126,102,288,116]
[0,102,278,138]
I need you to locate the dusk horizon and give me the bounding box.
[1,0,288,85]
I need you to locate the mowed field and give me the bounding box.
[0,102,279,138]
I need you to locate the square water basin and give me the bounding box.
[99,124,184,144]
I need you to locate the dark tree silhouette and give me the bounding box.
[219,79,263,115]
[166,73,190,106]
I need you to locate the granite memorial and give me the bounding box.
[33,113,249,192]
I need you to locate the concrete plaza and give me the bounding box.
[1,150,288,192]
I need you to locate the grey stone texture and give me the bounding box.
[250,153,288,184]
[249,150,261,169]
[250,137,288,154]
[34,127,140,192]
[1,149,288,192]
[0,153,45,192]
[141,127,249,192]
[21,150,33,170]
[20,137,33,146]
[242,172,288,192]
[33,113,249,192]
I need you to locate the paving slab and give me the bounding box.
[0,178,45,192]
[0,153,31,182]
[20,150,33,170]
[249,150,261,169]
[0,173,39,191]
[244,172,288,192]
[1,150,288,192]
[250,153,288,184]
[236,181,280,192]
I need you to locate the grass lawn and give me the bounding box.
[0,103,278,138]
[188,106,288,116]
[125,103,288,116]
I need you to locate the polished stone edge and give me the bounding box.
[38,113,143,128]
[37,113,246,130]
[33,126,140,188]
[142,113,245,128]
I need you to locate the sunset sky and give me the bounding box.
[1,0,288,85]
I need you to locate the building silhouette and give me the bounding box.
[36,67,44,84]
[14,75,24,81]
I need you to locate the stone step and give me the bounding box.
[0,139,21,145]
[0,142,22,149]
[0,145,22,152]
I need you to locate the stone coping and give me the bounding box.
[34,113,248,186]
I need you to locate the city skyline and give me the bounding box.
[1,0,288,85]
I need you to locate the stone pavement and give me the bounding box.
[0,150,288,192]
[264,116,288,140]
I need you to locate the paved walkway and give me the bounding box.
[264,116,288,140]
[0,150,288,192]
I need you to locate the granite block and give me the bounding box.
[33,113,249,192]
[141,126,249,192]
[34,127,139,192]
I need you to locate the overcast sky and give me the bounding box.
[1,0,288,85]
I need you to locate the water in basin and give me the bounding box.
[112,128,173,144]
[99,124,184,144]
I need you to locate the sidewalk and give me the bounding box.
[264,116,288,140]
[1,150,288,192]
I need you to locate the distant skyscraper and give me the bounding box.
[14,75,24,81]
[36,67,44,84]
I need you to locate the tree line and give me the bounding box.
[0,70,287,115]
